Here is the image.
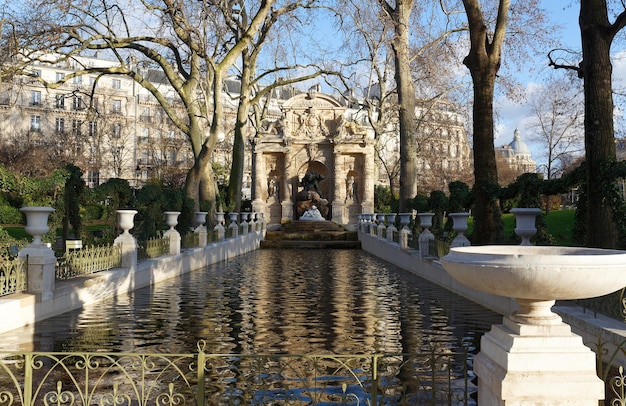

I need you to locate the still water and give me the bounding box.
[0,249,501,355]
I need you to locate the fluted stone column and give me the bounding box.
[281,150,294,221]
[362,153,374,214]
[332,151,346,223]
[252,147,266,214]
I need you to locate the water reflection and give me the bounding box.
[0,249,501,357]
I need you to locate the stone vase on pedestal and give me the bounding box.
[228,213,239,238]
[214,212,226,241]
[376,214,386,239]
[240,212,250,234]
[163,211,181,255]
[398,213,412,249]
[193,211,208,247]
[449,212,471,248]
[510,207,542,246]
[19,207,56,301]
[417,213,435,258]
[385,214,397,242]
[114,209,138,271]
[439,246,624,405]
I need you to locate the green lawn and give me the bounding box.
[502,209,575,246]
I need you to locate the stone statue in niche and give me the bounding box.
[346,175,357,203]
[267,176,279,201]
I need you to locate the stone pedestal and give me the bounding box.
[19,245,56,301]
[475,317,604,405]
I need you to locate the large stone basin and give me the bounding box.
[439,245,626,324]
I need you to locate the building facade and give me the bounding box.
[0,54,530,223]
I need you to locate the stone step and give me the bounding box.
[265,230,358,241]
[260,240,361,249]
[280,220,346,233]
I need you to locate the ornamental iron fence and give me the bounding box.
[55,244,122,280]
[181,232,200,249]
[0,342,475,405]
[138,236,170,261]
[0,255,26,297]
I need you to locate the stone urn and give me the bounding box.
[398,213,412,230]
[117,209,138,236]
[228,212,239,224]
[164,211,180,231]
[439,245,626,404]
[215,212,225,226]
[21,206,55,247]
[448,212,470,248]
[194,211,208,228]
[510,207,542,245]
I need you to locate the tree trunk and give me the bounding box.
[184,141,218,216]
[580,0,619,248]
[462,0,509,245]
[228,103,247,213]
[390,0,418,211]
[470,74,503,244]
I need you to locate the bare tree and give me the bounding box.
[375,0,419,211]
[14,0,300,215]
[461,0,549,244]
[224,2,328,212]
[332,0,468,200]
[527,75,584,182]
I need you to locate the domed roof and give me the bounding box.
[508,128,531,155]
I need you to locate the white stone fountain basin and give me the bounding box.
[440,245,626,301]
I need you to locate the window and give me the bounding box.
[55,117,65,134]
[32,69,41,77]
[141,127,150,138]
[31,91,41,106]
[55,95,65,109]
[55,72,65,81]
[112,79,121,89]
[88,121,98,137]
[73,96,83,110]
[168,150,176,164]
[168,130,176,139]
[72,120,82,136]
[111,99,121,114]
[73,75,82,85]
[89,77,96,87]
[87,171,100,188]
[30,115,41,132]
[111,123,121,138]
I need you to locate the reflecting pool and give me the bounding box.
[0,249,501,355]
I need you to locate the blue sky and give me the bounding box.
[496,1,626,173]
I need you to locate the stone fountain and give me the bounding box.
[439,245,626,405]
